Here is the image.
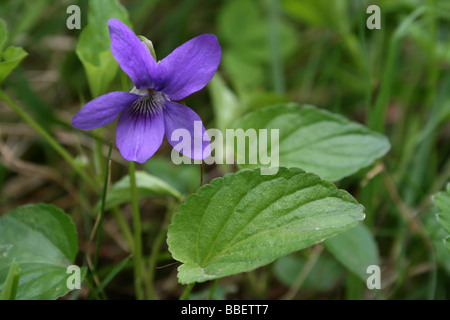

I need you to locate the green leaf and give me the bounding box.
[233,104,391,181]
[274,253,342,292]
[424,210,450,273]
[167,167,365,284]
[0,19,28,84]
[0,45,28,85]
[75,0,130,97]
[77,49,119,99]
[433,183,450,251]
[324,224,379,281]
[0,204,85,300]
[96,171,182,212]
[144,157,201,195]
[0,260,20,300]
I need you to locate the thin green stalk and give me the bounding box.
[246,271,266,299]
[266,0,285,95]
[94,255,132,296]
[179,283,195,300]
[369,7,425,132]
[0,90,98,190]
[111,207,134,252]
[145,204,175,300]
[94,130,106,178]
[358,1,373,115]
[281,246,323,300]
[93,143,112,270]
[425,0,438,109]
[144,231,163,299]
[383,170,437,299]
[207,279,218,300]
[128,160,144,300]
[368,35,398,132]
[84,273,103,300]
[344,273,366,300]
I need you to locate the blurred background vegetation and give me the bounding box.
[0,0,449,299]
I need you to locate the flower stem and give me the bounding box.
[0,90,98,190]
[128,160,144,300]
[179,283,195,300]
[93,142,112,271]
[207,279,218,300]
[145,200,178,300]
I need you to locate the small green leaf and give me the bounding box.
[0,45,28,84]
[96,171,182,212]
[77,49,119,99]
[433,183,450,251]
[0,19,28,84]
[138,36,157,61]
[75,0,130,97]
[0,260,20,300]
[233,104,391,181]
[324,224,379,281]
[167,167,365,284]
[0,204,84,300]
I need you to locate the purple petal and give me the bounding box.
[108,19,156,89]
[154,34,221,101]
[163,100,210,160]
[116,104,165,163]
[72,92,140,130]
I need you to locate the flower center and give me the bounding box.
[129,91,164,119]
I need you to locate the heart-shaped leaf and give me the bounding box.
[167,167,365,284]
[233,104,391,181]
[0,204,85,300]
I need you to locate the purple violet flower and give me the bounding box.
[72,19,221,163]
